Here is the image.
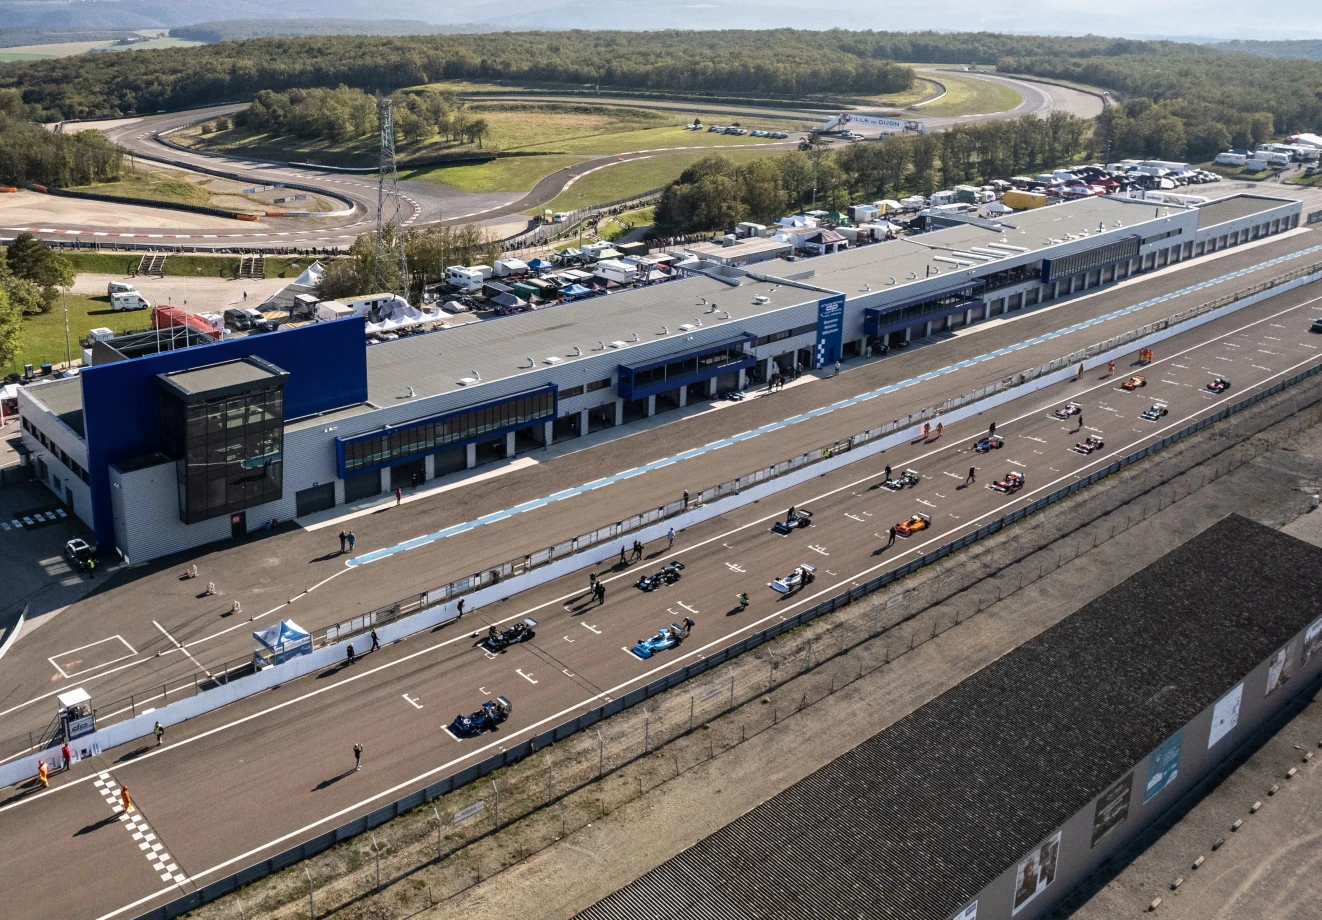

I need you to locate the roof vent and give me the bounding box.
[679,323,696,333]
[571,345,582,356]
[629,332,640,342]
[596,340,606,351]
[720,311,731,320]
[659,326,669,336]
[753,295,769,305]
[522,357,534,368]
[608,340,628,349]
[887,277,896,285]
[457,377,479,387]
[544,356,564,366]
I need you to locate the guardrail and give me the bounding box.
[5,254,1310,765]
[133,344,1322,920]
[499,191,663,253]
[30,184,258,221]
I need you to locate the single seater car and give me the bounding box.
[992,471,1026,494]
[1120,375,1147,390]
[1140,403,1169,421]
[631,617,695,659]
[478,618,537,653]
[1206,377,1231,393]
[1073,435,1105,454]
[64,537,94,571]
[894,512,931,537]
[772,508,813,534]
[973,434,1004,454]
[448,696,512,738]
[883,469,921,490]
[636,561,685,592]
[770,563,817,594]
[1052,402,1081,419]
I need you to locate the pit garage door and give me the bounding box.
[344,471,381,503]
[295,482,336,517]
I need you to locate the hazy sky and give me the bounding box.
[449,0,1322,41]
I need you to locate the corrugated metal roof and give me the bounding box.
[575,515,1322,920]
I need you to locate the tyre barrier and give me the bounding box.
[0,186,17,193]
[234,213,260,222]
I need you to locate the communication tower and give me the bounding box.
[375,96,410,298]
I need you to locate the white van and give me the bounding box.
[107,281,137,296]
[111,291,150,311]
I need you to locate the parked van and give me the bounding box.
[111,291,150,311]
[107,280,136,296]
[223,308,253,330]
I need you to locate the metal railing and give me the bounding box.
[136,345,1322,920]
[6,256,1317,767]
[499,191,663,254]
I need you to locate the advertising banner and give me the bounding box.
[1208,683,1244,749]
[1145,731,1182,803]
[952,903,978,920]
[1304,615,1322,664]
[1091,773,1134,847]
[814,294,845,369]
[1265,642,1295,697]
[1012,830,1061,915]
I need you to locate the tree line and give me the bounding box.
[655,113,1094,234]
[0,91,125,188]
[0,30,916,121]
[226,86,490,146]
[318,223,502,304]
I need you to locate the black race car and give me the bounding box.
[448,696,512,738]
[477,619,537,653]
[883,469,921,490]
[1140,403,1168,422]
[772,508,813,534]
[636,561,685,592]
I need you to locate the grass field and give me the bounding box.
[908,70,1023,117]
[59,252,314,279]
[538,147,785,213]
[857,76,945,108]
[179,102,803,168]
[0,32,198,62]
[402,154,584,193]
[10,294,153,370]
[598,206,655,242]
[76,168,212,207]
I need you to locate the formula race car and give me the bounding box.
[1052,402,1081,420]
[636,560,685,592]
[770,563,817,594]
[1140,403,1169,422]
[1120,375,1147,391]
[773,508,814,534]
[1206,377,1231,394]
[883,469,921,490]
[1073,435,1105,455]
[992,471,1026,494]
[631,618,695,659]
[973,434,1004,454]
[448,696,512,738]
[894,512,931,537]
[478,619,537,653]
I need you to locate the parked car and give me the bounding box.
[223,308,252,331]
[64,538,94,571]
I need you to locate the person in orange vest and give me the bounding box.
[37,760,48,788]
[120,785,133,812]
[922,421,930,440]
[1108,360,1115,376]
[935,422,943,439]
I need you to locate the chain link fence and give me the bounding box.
[149,347,1322,920]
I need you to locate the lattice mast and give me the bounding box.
[375,95,410,298]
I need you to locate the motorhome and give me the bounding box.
[106,280,136,296]
[111,291,150,311]
[447,266,485,292]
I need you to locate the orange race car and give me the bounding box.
[1120,375,1146,391]
[894,512,931,537]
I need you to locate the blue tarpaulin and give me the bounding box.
[560,284,594,299]
[253,619,312,666]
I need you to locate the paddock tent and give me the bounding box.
[253,619,312,667]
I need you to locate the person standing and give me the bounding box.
[787,506,796,524]
[353,743,363,772]
[1108,359,1115,376]
[887,526,897,548]
[988,421,996,437]
[834,359,841,377]
[884,465,892,483]
[966,466,976,485]
[346,643,356,665]
[619,545,628,565]
[667,527,675,549]
[370,628,380,652]
[37,760,48,788]
[347,531,356,551]
[922,422,930,440]
[595,582,606,605]
[339,530,347,553]
[153,721,164,746]
[935,422,943,439]
[1076,412,1084,431]
[682,490,690,509]
[589,572,598,595]
[395,487,403,506]
[120,785,133,812]
[61,743,72,772]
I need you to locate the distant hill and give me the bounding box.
[172,19,488,44]
[1212,39,1322,60]
[0,28,140,48]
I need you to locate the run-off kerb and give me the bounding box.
[3,263,1320,794]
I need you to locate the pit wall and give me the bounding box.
[3,269,1319,792]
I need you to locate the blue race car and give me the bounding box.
[973,434,1004,453]
[631,618,694,659]
[447,696,512,738]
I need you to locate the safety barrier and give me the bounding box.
[28,184,259,221]
[132,346,1322,920]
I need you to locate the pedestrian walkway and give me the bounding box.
[347,241,1322,569]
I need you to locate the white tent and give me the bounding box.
[253,619,312,667]
[982,202,1013,214]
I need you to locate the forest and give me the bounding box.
[655,113,1094,233]
[0,91,124,187]
[229,86,487,145]
[170,19,447,43]
[0,30,916,121]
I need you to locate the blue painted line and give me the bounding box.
[348,244,1322,567]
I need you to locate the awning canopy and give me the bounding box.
[253,619,310,652]
[560,284,594,298]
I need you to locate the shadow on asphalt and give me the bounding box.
[74,813,121,836]
[313,769,356,792]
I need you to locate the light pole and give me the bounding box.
[62,288,71,368]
